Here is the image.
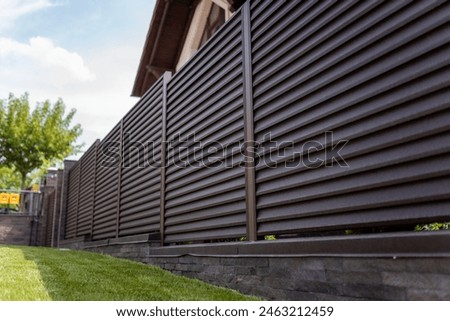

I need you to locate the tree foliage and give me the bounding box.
[0,93,82,188]
[0,167,21,190]
[415,222,450,231]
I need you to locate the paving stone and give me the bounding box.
[241,257,269,267]
[340,283,406,300]
[256,266,271,277]
[342,258,406,273]
[382,272,450,290]
[326,270,382,285]
[284,290,318,301]
[406,288,450,300]
[405,259,450,274]
[292,269,327,282]
[235,266,256,276]
[294,280,340,295]
[262,277,293,290]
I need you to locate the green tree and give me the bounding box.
[0,93,82,189]
[0,167,21,190]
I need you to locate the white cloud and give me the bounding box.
[0,41,140,150]
[0,0,54,31]
[0,36,96,86]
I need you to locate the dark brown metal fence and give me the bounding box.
[42,189,55,246]
[63,0,450,245]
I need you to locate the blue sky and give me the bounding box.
[0,0,156,155]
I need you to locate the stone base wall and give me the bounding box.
[59,235,450,301]
[0,215,32,246]
[145,256,450,301]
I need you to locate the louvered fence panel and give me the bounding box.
[164,12,246,243]
[119,78,164,236]
[251,0,450,235]
[92,124,121,239]
[64,163,79,239]
[76,141,97,236]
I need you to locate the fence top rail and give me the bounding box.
[0,190,41,194]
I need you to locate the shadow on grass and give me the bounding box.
[20,246,257,301]
[0,245,51,300]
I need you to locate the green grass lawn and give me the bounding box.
[0,245,256,301]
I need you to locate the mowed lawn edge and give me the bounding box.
[0,245,258,301]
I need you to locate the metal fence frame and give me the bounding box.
[63,0,450,246]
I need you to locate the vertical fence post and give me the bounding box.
[57,160,77,246]
[242,1,257,242]
[116,120,124,239]
[90,139,100,240]
[51,169,63,247]
[75,158,82,237]
[160,72,172,246]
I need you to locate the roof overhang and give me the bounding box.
[132,0,196,97]
[132,0,246,97]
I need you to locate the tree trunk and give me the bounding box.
[20,172,27,190]
[18,172,27,214]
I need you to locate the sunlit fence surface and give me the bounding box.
[63,0,450,245]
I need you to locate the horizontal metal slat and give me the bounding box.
[76,222,91,231]
[120,211,160,224]
[120,172,160,197]
[255,34,449,121]
[255,74,449,150]
[168,38,241,111]
[165,213,246,234]
[258,153,450,209]
[167,14,241,102]
[168,44,241,115]
[123,120,162,151]
[77,215,92,225]
[77,204,93,215]
[94,186,117,204]
[256,133,450,194]
[165,201,246,225]
[93,213,116,226]
[164,226,246,243]
[252,0,408,87]
[255,86,450,173]
[94,172,118,192]
[165,176,245,209]
[120,193,160,212]
[166,118,244,173]
[124,78,163,122]
[92,229,115,239]
[258,176,450,219]
[166,151,243,188]
[93,203,116,217]
[120,203,160,218]
[119,218,158,230]
[256,126,450,198]
[257,200,450,235]
[253,1,353,60]
[165,143,244,184]
[167,83,243,149]
[120,197,159,212]
[165,188,245,215]
[118,224,159,237]
[250,0,277,24]
[251,0,317,36]
[166,165,244,200]
[254,13,448,114]
[167,61,242,135]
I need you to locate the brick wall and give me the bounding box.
[0,215,32,246]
